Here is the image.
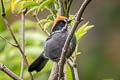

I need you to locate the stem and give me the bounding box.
[34,15,50,36]
[20,10,26,79]
[66,0,73,17]
[48,63,59,80]
[58,0,92,79]
[64,63,67,80]
[0,63,21,80]
[58,0,65,16]
[68,59,79,80]
[0,35,18,47]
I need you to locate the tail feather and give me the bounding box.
[28,52,48,72]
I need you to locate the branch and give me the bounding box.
[64,63,67,80]
[48,63,59,80]
[20,9,27,79]
[34,15,50,36]
[58,0,65,16]
[0,63,21,80]
[58,0,92,79]
[0,0,33,80]
[66,0,73,17]
[67,59,79,80]
[0,35,18,47]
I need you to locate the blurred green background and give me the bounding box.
[0,0,120,80]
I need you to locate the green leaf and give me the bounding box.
[73,22,94,56]
[21,1,39,10]
[11,0,16,12]
[43,22,52,30]
[37,0,54,11]
[76,22,94,41]
[11,1,25,13]
[11,0,39,13]
[76,32,86,41]
[38,0,43,3]
[67,64,73,80]
[26,6,38,15]
[69,15,75,27]
[38,19,53,24]
[38,19,48,24]
[84,25,94,32]
[46,14,53,19]
[76,52,81,56]
[52,9,57,16]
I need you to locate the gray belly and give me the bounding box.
[44,32,68,61]
[44,30,76,62]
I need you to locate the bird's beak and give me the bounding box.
[64,18,72,24]
[67,18,72,23]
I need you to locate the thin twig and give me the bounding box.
[1,0,17,44]
[0,0,33,80]
[0,35,18,47]
[64,63,67,80]
[34,15,50,36]
[58,0,65,16]
[34,0,49,36]
[0,63,21,80]
[67,59,79,80]
[48,63,59,80]
[20,10,26,79]
[58,0,92,79]
[66,0,73,17]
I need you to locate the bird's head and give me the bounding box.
[52,16,72,32]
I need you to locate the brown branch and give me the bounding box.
[1,0,17,44]
[0,0,33,80]
[0,63,21,80]
[67,59,79,80]
[20,9,26,79]
[58,0,92,79]
[64,63,67,80]
[0,35,18,47]
[48,63,59,80]
[34,15,50,36]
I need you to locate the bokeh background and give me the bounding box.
[0,0,120,80]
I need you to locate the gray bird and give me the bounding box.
[28,16,76,72]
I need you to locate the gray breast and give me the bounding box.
[44,31,68,61]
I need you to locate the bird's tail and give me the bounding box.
[28,52,48,72]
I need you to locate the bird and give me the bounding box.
[28,16,76,72]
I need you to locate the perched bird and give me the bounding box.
[28,16,76,72]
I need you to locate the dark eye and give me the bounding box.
[60,22,63,24]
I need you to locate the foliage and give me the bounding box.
[74,22,94,57]
[0,0,94,80]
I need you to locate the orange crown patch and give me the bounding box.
[53,16,66,25]
[52,16,66,31]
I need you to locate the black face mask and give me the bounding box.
[52,20,66,32]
